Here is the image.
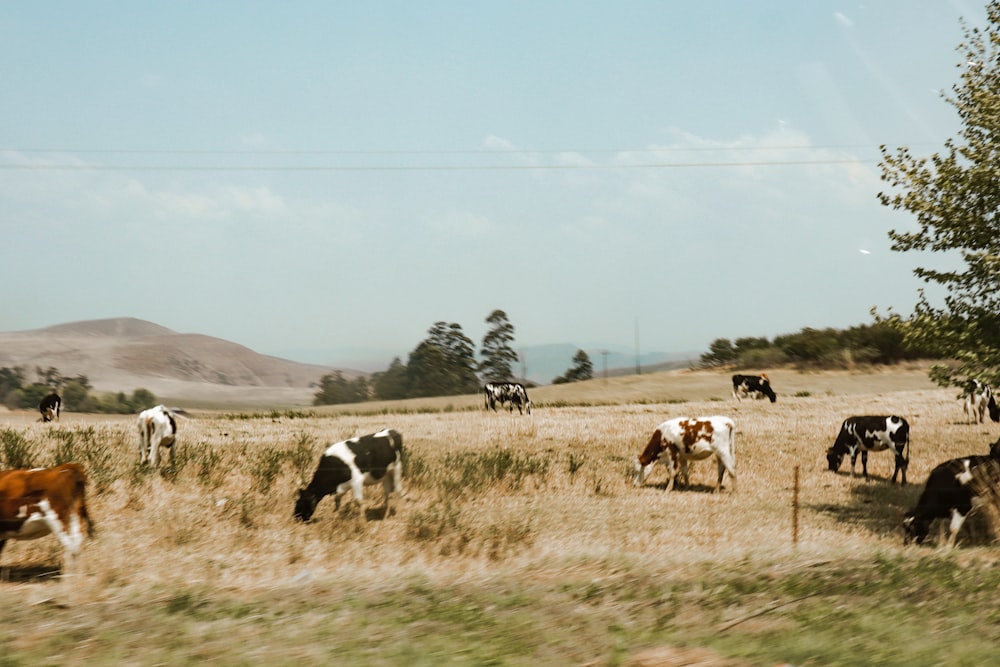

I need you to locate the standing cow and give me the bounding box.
[38,392,61,422]
[294,428,404,523]
[137,405,178,467]
[731,374,777,403]
[962,379,1000,424]
[826,415,910,484]
[903,438,1000,547]
[0,463,94,567]
[633,416,737,493]
[484,382,532,415]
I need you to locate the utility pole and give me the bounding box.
[635,316,641,376]
[600,349,609,382]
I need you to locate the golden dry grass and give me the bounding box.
[1,365,997,665]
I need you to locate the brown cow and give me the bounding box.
[0,463,93,566]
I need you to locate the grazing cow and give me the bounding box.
[38,392,61,423]
[826,415,910,484]
[0,463,93,566]
[963,379,1000,424]
[731,374,777,403]
[294,428,404,522]
[484,382,532,415]
[137,404,178,467]
[903,439,1000,547]
[633,416,737,493]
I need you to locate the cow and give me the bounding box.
[826,415,910,484]
[0,463,93,567]
[731,374,777,403]
[633,416,737,493]
[903,439,1000,547]
[137,404,178,467]
[962,379,1000,424]
[294,428,404,523]
[38,392,61,423]
[484,382,532,415]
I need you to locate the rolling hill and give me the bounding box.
[0,318,342,407]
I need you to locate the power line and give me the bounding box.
[0,141,934,156]
[0,158,879,172]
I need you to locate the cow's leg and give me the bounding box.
[664,458,676,492]
[350,477,367,521]
[891,450,907,485]
[946,510,968,548]
[381,476,394,518]
[716,452,737,493]
[678,460,690,488]
[390,460,404,498]
[859,450,869,479]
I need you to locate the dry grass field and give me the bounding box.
[2,365,1000,666]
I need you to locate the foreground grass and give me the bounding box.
[2,551,998,666]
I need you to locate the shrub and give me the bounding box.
[0,428,36,468]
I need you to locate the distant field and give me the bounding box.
[2,365,998,666]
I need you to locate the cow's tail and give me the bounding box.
[387,429,403,456]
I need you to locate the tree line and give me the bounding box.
[313,309,595,405]
[698,316,938,370]
[0,365,158,414]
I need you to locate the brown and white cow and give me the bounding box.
[137,404,178,467]
[0,463,93,566]
[633,416,737,493]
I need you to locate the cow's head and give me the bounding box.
[902,513,928,545]
[633,457,653,486]
[293,489,319,522]
[634,429,665,485]
[826,447,844,472]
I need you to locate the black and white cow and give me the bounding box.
[963,379,1000,424]
[903,439,1000,547]
[39,392,61,422]
[484,382,532,415]
[294,428,404,522]
[731,374,776,403]
[826,415,910,484]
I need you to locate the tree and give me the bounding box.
[425,321,480,395]
[313,371,369,405]
[372,357,410,400]
[700,338,737,367]
[406,340,456,397]
[553,349,593,384]
[878,2,1000,387]
[480,309,519,382]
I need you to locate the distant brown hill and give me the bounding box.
[0,318,345,407]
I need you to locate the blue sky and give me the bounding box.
[0,1,984,370]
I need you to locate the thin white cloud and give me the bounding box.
[834,11,854,28]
